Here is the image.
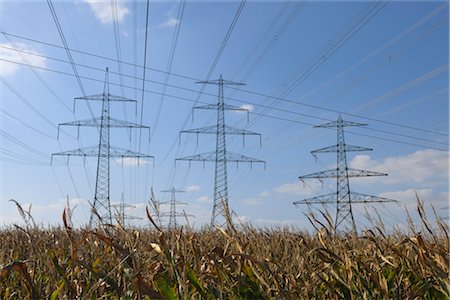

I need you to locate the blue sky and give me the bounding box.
[0,0,448,230]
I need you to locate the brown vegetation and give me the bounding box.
[0,200,448,299]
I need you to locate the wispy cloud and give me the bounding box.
[349,149,448,186]
[82,0,129,24]
[0,43,47,77]
[158,17,180,29]
[240,104,254,112]
[196,195,211,203]
[186,185,200,192]
[275,180,323,197]
[115,157,150,167]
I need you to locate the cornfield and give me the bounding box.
[0,199,448,299]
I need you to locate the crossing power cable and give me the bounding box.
[1,57,446,151]
[46,0,97,122]
[1,30,446,138]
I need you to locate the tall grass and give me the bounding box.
[0,198,448,299]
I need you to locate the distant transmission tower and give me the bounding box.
[293,115,397,233]
[160,187,189,229]
[176,75,265,229]
[111,194,142,227]
[52,68,153,227]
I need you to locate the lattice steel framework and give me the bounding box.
[52,68,153,226]
[176,75,265,229]
[111,194,142,227]
[160,187,188,230]
[293,115,397,233]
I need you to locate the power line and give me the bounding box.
[138,0,151,151]
[0,109,55,139]
[46,0,98,126]
[1,29,446,138]
[152,0,186,136]
[1,57,446,151]
[0,75,76,139]
[0,26,72,113]
[248,1,389,128]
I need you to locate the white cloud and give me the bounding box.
[234,215,305,228]
[274,180,324,197]
[1,197,89,227]
[0,43,47,77]
[82,0,129,24]
[240,104,254,112]
[379,189,433,203]
[243,198,262,206]
[115,157,150,167]
[349,149,448,186]
[196,195,211,203]
[158,17,180,29]
[258,191,270,197]
[185,185,200,192]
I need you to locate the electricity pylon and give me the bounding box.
[160,187,189,229]
[111,194,142,227]
[52,68,153,227]
[293,115,397,233]
[176,75,265,229]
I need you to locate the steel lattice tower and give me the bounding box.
[111,194,142,227]
[52,68,153,226]
[176,75,265,229]
[293,115,397,233]
[160,187,189,229]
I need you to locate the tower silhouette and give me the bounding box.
[111,194,142,227]
[176,75,265,229]
[294,115,397,233]
[52,68,153,226]
[160,187,189,229]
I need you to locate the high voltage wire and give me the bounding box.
[0,27,73,113]
[293,2,448,105]
[150,0,186,201]
[138,0,151,152]
[264,15,448,141]
[110,0,131,140]
[152,0,186,136]
[230,1,291,80]
[0,75,76,140]
[236,1,306,83]
[1,56,446,152]
[248,1,389,128]
[0,51,445,144]
[46,0,97,123]
[0,109,55,139]
[0,129,49,160]
[166,0,247,194]
[2,30,444,138]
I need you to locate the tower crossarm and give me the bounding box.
[59,117,149,129]
[311,144,372,155]
[74,94,137,102]
[180,125,261,146]
[293,193,337,205]
[52,145,153,159]
[293,192,397,206]
[161,188,185,194]
[160,201,187,205]
[314,115,367,128]
[181,125,260,136]
[193,103,249,112]
[176,151,265,166]
[196,77,245,86]
[346,192,398,204]
[57,117,150,139]
[160,212,194,217]
[299,168,387,179]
